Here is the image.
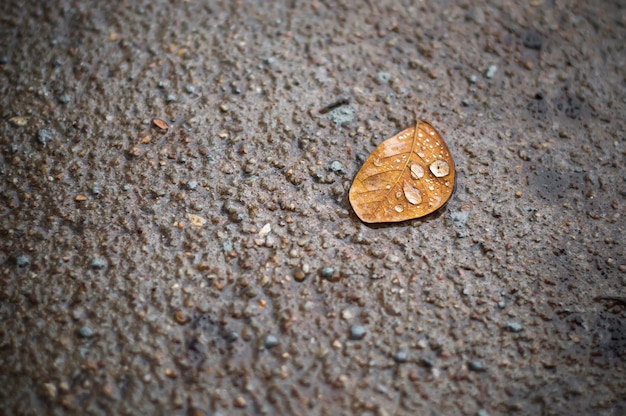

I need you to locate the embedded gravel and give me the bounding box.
[1,1,625,415]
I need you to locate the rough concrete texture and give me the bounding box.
[1,1,625,415]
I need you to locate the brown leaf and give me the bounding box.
[349,120,455,223]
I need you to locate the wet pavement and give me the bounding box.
[1,1,625,415]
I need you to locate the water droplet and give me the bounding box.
[429,160,450,177]
[395,204,404,212]
[417,152,425,158]
[385,184,391,189]
[428,185,435,191]
[395,190,402,199]
[410,164,425,179]
[373,156,383,167]
[430,130,435,135]
[403,182,423,205]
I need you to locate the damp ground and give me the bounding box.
[1,1,625,415]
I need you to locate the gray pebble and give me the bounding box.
[485,65,498,79]
[468,360,486,372]
[449,210,470,227]
[187,180,198,190]
[467,7,485,25]
[420,356,434,368]
[327,106,355,126]
[328,161,345,173]
[394,350,408,363]
[92,186,102,195]
[91,257,107,269]
[166,94,176,103]
[37,128,55,146]
[16,255,30,267]
[497,301,506,309]
[377,71,391,83]
[264,335,279,349]
[321,267,335,278]
[185,85,196,94]
[370,273,380,280]
[58,94,70,104]
[349,325,366,340]
[225,331,238,343]
[0,56,8,64]
[469,74,478,84]
[477,410,490,416]
[462,98,471,107]
[78,326,94,338]
[506,322,524,332]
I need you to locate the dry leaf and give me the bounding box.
[349,120,455,223]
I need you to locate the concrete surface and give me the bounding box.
[1,0,625,415]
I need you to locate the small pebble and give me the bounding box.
[293,269,306,282]
[122,184,131,191]
[477,410,490,416]
[328,161,345,173]
[506,322,524,332]
[377,71,391,83]
[16,255,30,267]
[485,65,498,79]
[449,210,470,227]
[462,98,471,106]
[420,356,434,368]
[185,85,196,94]
[58,95,70,104]
[264,335,279,349]
[37,128,55,146]
[0,56,8,64]
[340,308,354,320]
[91,257,107,269]
[327,106,355,126]
[187,180,198,190]
[497,301,506,309]
[78,326,94,338]
[225,331,239,343]
[469,74,478,84]
[467,7,485,25]
[321,267,335,278]
[166,94,176,103]
[349,325,366,340]
[394,350,408,363]
[9,116,29,127]
[468,360,486,372]
[92,186,102,195]
[233,396,247,408]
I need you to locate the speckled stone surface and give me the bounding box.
[1,1,625,415]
